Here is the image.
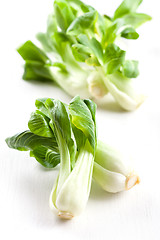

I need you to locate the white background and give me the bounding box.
[0,0,160,239]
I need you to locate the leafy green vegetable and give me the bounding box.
[17,0,151,111]
[6,96,140,218]
[6,96,97,218]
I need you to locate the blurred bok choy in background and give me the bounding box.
[17,0,151,110]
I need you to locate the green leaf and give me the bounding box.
[45,99,72,142]
[114,0,143,19]
[31,146,60,168]
[35,98,51,118]
[36,14,58,53]
[36,33,54,52]
[121,27,139,39]
[17,41,56,82]
[122,13,152,28]
[46,14,58,37]
[104,43,126,74]
[69,96,96,152]
[104,14,112,21]
[23,61,53,82]
[50,32,76,63]
[77,34,103,64]
[17,41,49,63]
[67,11,97,35]
[52,31,71,45]
[102,19,124,44]
[72,43,91,62]
[5,130,58,152]
[28,111,54,138]
[77,34,90,46]
[45,99,76,165]
[103,12,151,45]
[122,60,139,78]
[85,55,100,66]
[83,99,97,125]
[83,99,97,145]
[66,0,94,12]
[96,13,106,37]
[72,125,86,153]
[80,3,95,13]
[54,0,75,32]
[89,38,103,63]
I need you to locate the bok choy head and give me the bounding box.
[6,96,97,219]
[47,96,97,218]
[17,0,151,111]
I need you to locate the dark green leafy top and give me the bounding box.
[6,96,97,169]
[17,0,151,83]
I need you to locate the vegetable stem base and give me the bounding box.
[58,211,74,220]
[125,173,140,190]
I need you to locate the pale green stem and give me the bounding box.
[55,126,71,194]
[55,140,94,218]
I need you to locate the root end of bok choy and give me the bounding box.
[87,70,109,99]
[58,211,74,220]
[125,173,140,190]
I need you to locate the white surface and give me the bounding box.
[1,0,160,239]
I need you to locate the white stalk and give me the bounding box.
[49,127,71,216]
[49,66,91,98]
[56,129,71,194]
[95,141,129,176]
[93,162,127,193]
[104,72,145,111]
[93,141,140,193]
[49,140,94,219]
